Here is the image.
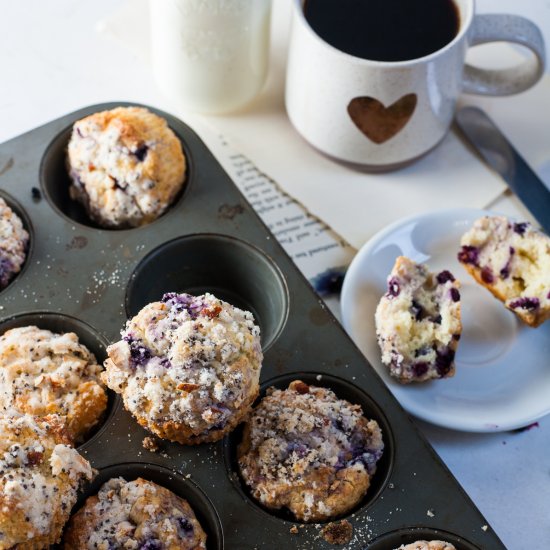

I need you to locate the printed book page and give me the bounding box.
[213,135,356,319]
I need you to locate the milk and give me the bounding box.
[150,0,272,114]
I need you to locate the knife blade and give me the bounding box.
[455,106,550,234]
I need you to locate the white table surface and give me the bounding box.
[1,2,550,549]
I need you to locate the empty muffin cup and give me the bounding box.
[125,234,289,351]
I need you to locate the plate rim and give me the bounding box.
[341,207,550,432]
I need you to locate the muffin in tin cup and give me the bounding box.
[237,380,384,522]
[103,292,263,444]
[0,325,108,443]
[67,106,186,229]
[0,413,92,548]
[63,476,207,549]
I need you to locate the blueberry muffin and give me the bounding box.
[0,326,108,443]
[67,106,186,228]
[375,257,462,383]
[237,380,384,522]
[0,413,92,549]
[63,477,207,549]
[0,197,29,290]
[458,216,550,327]
[102,292,263,444]
[395,542,456,550]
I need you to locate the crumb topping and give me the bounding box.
[0,326,107,442]
[66,477,206,550]
[50,444,93,480]
[103,292,262,439]
[0,197,28,290]
[238,381,383,522]
[0,413,92,546]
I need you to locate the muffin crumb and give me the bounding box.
[142,436,160,452]
[321,520,353,545]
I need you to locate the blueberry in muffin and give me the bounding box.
[375,256,462,383]
[458,216,550,327]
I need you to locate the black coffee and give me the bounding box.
[304,0,460,62]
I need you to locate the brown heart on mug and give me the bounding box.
[347,94,417,144]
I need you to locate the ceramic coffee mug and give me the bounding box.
[285,0,546,170]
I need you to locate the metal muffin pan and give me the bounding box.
[0,102,505,549]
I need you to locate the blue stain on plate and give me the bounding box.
[310,266,347,297]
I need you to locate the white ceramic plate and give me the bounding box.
[341,208,550,432]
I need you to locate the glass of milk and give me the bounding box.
[150,0,272,114]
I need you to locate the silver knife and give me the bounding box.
[455,106,550,234]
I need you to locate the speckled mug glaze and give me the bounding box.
[285,0,546,170]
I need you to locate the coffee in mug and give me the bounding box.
[286,0,546,170]
[304,0,460,62]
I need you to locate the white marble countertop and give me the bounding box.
[1,1,550,549]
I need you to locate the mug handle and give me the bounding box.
[462,14,546,96]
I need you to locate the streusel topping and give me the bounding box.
[0,413,92,547]
[103,292,262,441]
[0,326,107,442]
[238,381,383,521]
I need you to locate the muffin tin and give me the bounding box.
[0,103,505,549]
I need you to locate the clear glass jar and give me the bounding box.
[150,0,272,114]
